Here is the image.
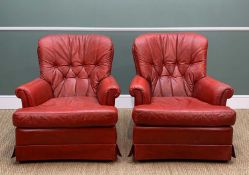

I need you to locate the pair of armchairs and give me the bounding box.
[13,33,236,162]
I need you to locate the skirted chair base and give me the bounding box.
[15,128,119,161]
[132,126,235,161]
[129,33,236,161]
[130,97,236,161]
[12,34,121,162]
[13,97,120,161]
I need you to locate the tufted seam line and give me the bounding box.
[183,78,192,96]
[188,36,196,64]
[145,37,155,69]
[55,80,66,97]
[39,47,57,64]
[150,72,158,94]
[50,68,59,91]
[152,64,161,77]
[159,35,165,66]
[82,35,87,65]
[86,79,93,96]
[95,36,101,66]
[160,74,184,78]
[87,64,99,94]
[72,65,84,77]
[53,37,70,65]
[65,65,73,77]
[74,77,78,95]
[191,60,206,64]
[169,76,174,96]
[175,33,179,67]
[67,35,72,65]
[168,34,179,95]
[40,55,54,68]
[191,48,206,62]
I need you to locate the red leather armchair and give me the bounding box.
[129,33,236,161]
[13,34,120,161]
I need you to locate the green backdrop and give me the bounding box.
[1,0,249,94]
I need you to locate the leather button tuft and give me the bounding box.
[37,34,114,97]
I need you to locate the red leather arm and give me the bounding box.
[97,76,120,106]
[129,75,151,106]
[193,76,234,106]
[15,78,53,108]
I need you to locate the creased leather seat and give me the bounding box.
[13,34,120,161]
[13,97,118,128]
[129,33,236,161]
[133,97,236,127]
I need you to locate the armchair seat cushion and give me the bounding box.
[133,97,236,127]
[13,97,118,128]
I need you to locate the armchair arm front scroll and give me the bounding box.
[193,76,234,106]
[16,78,53,108]
[97,76,121,106]
[129,75,151,106]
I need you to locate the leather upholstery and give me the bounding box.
[15,127,119,161]
[97,76,120,106]
[16,34,120,107]
[133,97,235,127]
[16,78,53,108]
[38,34,114,98]
[193,76,234,105]
[13,34,120,161]
[132,33,207,97]
[16,144,118,161]
[16,127,116,145]
[129,75,151,105]
[130,33,236,161]
[13,97,118,128]
[133,127,233,145]
[134,144,233,161]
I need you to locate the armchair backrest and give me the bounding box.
[38,34,114,97]
[132,33,208,97]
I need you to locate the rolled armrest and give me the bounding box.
[193,76,234,106]
[129,75,151,106]
[15,78,53,108]
[97,76,120,106]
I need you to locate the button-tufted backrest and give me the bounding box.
[132,33,208,97]
[38,34,114,97]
